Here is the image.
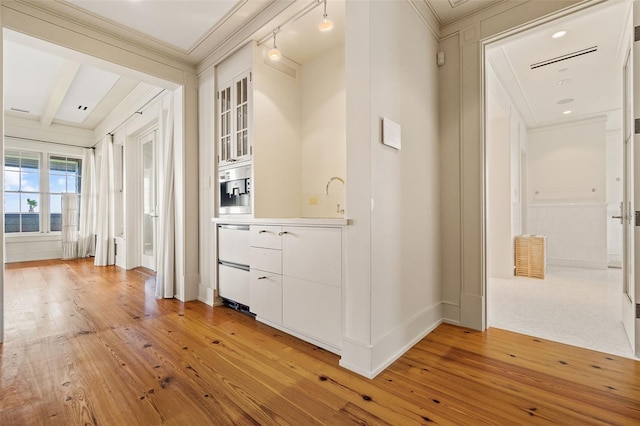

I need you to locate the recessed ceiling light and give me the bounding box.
[563,110,573,115]
[558,79,571,85]
[552,30,568,39]
[557,98,574,104]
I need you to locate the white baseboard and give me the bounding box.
[257,317,341,356]
[340,303,443,379]
[197,284,214,306]
[548,258,607,270]
[6,250,61,263]
[176,273,200,302]
[442,301,461,324]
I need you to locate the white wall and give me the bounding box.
[486,92,513,278]
[300,46,346,218]
[197,66,216,305]
[485,61,527,279]
[527,118,607,269]
[253,45,302,218]
[341,0,440,377]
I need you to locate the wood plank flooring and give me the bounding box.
[1,258,638,425]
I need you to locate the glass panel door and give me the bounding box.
[141,131,157,270]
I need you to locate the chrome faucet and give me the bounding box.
[325,176,345,214]
[325,176,344,196]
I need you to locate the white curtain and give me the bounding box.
[78,148,96,257]
[61,193,79,260]
[155,96,175,298]
[95,135,115,266]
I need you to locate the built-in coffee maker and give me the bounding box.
[219,164,251,215]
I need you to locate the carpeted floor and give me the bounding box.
[488,265,638,360]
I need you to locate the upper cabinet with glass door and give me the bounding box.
[218,70,252,167]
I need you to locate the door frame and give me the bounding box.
[123,111,160,271]
[481,0,636,356]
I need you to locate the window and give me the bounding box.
[49,156,82,232]
[4,151,82,234]
[4,151,41,233]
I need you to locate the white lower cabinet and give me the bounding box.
[248,224,342,353]
[282,276,341,349]
[249,269,282,324]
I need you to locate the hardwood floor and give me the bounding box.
[1,259,638,425]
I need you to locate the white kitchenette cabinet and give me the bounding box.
[248,224,342,353]
[281,227,342,350]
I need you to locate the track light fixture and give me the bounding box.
[318,0,333,32]
[268,31,281,61]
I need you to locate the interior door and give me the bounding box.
[141,131,157,271]
[622,46,636,355]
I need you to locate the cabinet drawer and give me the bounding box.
[249,225,282,249]
[218,263,250,306]
[250,247,282,274]
[282,226,341,287]
[250,270,282,324]
[218,225,250,265]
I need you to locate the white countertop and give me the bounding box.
[212,217,349,226]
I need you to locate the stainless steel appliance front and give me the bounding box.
[219,165,251,215]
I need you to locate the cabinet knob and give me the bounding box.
[258,276,267,280]
[278,231,288,236]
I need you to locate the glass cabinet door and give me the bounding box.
[218,85,232,163]
[218,70,251,166]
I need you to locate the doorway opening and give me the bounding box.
[484,0,636,359]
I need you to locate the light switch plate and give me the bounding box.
[382,117,401,150]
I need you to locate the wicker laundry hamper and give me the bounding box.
[514,235,546,279]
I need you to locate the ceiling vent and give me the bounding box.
[530,46,598,70]
[10,107,30,114]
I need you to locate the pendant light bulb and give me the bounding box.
[318,0,333,32]
[268,32,281,61]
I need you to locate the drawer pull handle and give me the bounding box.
[278,231,288,236]
[258,276,267,280]
[259,230,267,234]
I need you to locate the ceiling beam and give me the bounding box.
[40,59,80,127]
[82,77,140,130]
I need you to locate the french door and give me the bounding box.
[141,131,157,271]
[622,45,636,356]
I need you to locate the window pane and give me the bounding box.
[21,155,39,171]
[49,156,68,172]
[50,194,62,214]
[5,214,20,233]
[5,193,20,213]
[4,170,20,191]
[50,212,62,232]
[50,174,67,193]
[22,213,39,232]
[22,194,40,213]
[5,153,20,168]
[22,172,40,192]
